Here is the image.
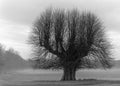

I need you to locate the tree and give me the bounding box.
[0,44,5,71]
[0,44,29,72]
[29,8,113,81]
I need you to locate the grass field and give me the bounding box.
[1,69,120,86]
[2,80,120,86]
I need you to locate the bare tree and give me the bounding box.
[29,8,113,81]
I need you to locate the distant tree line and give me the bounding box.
[0,44,22,72]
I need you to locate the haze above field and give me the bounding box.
[0,0,120,60]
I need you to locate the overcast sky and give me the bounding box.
[0,0,120,60]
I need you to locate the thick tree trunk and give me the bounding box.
[61,66,76,81]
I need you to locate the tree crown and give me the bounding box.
[29,8,113,70]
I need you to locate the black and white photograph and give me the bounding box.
[0,0,120,86]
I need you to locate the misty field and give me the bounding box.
[1,69,120,86]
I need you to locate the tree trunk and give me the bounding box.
[61,66,76,81]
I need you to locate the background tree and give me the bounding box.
[0,43,29,73]
[0,44,5,71]
[29,8,113,81]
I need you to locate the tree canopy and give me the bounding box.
[29,8,113,80]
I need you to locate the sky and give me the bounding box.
[0,0,120,60]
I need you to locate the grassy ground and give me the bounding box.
[1,69,120,86]
[2,80,120,86]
